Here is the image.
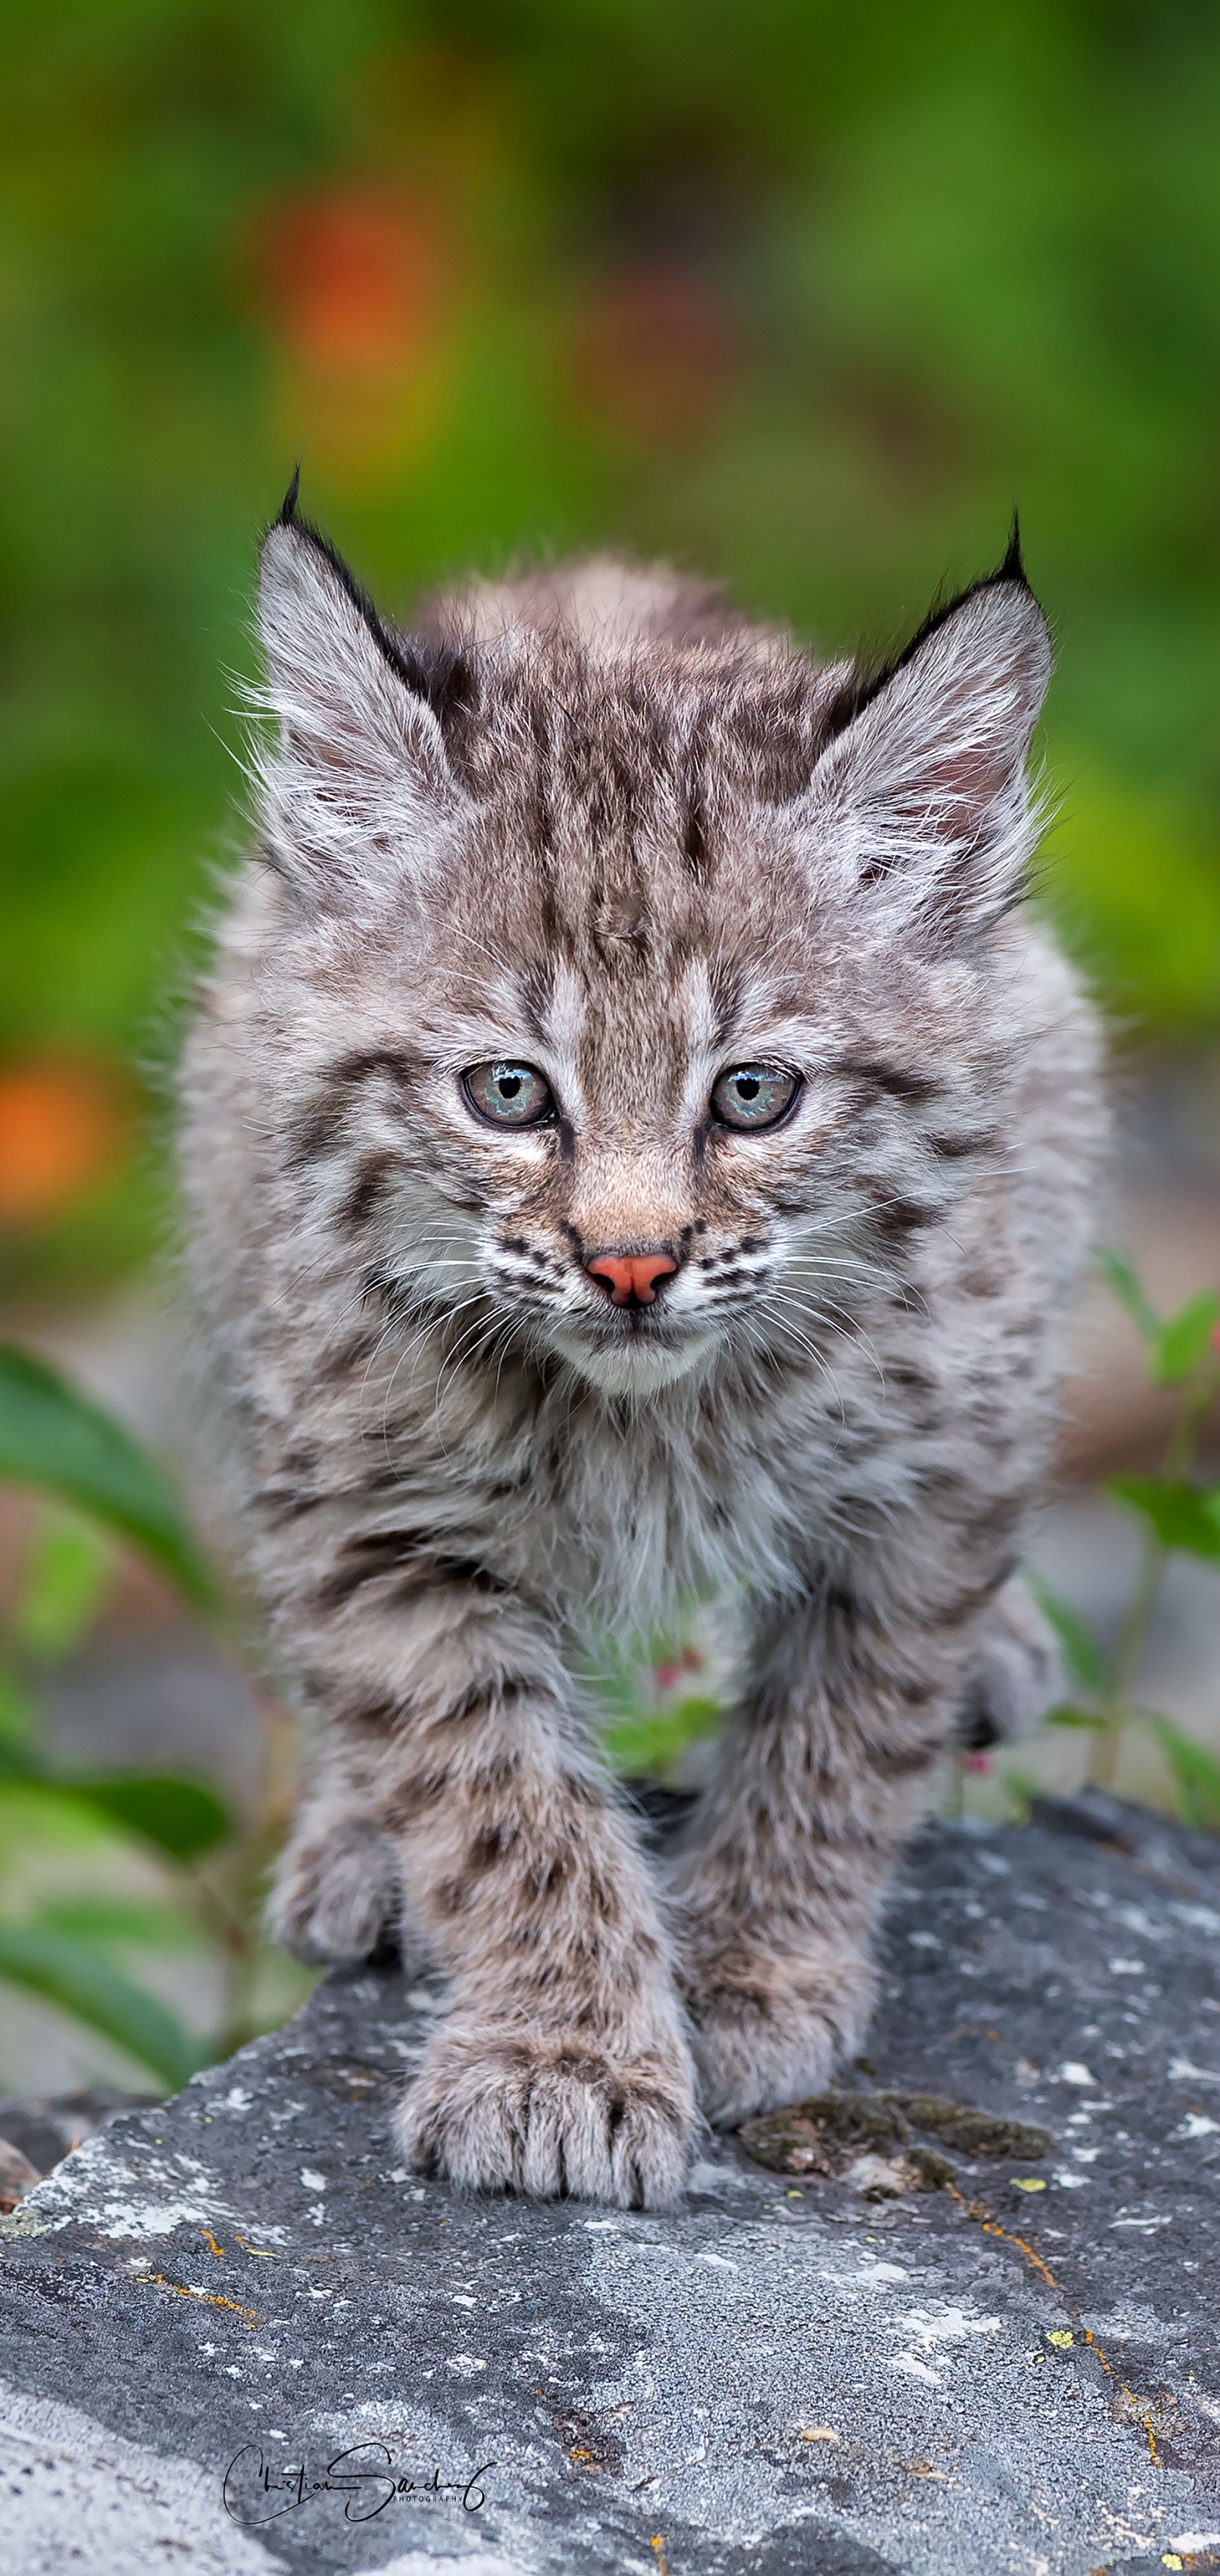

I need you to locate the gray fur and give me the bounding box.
[180,510,1102,2207]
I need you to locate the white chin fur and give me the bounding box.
[549,1328,717,1397]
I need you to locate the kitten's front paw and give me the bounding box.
[684,1951,875,2128]
[397,2019,696,2209]
[269,1815,402,1965]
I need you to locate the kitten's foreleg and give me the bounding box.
[272,1586,695,2207]
[671,1565,988,2125]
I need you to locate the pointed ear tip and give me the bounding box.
[258,468,306,567]
[990,514,1048,626]
[975,562,1050,653]
[257,505,337,608]
[1000,509,1025,580]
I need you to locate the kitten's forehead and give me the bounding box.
[444,925,801,1124]
[344,618,862,1071]
[413,775,818,1086]
[534,952,726,1085]
[452,624,840,875]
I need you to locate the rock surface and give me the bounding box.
[2,1792,1219,2576]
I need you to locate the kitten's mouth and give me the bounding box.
[547,1311,718,1396]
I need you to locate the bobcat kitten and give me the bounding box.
[181,489,1101,2209]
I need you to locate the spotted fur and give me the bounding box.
[180,499,1103,2206]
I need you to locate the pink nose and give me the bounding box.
[586,1250,678,1306]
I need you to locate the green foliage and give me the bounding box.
[1107,1475,1220,1561]
[1140,1714,1220,1835]
[0,1665,37,1754]
[11,1514,113,1662]
[1095,1248,1162,1346]
[0,1926,203,2091]
[1095,1256,1220,1390]
[1024,1248,1220,1832]
[67,1774,230,1862]
[0,1342,247,2089]
[597,1694,724,1782]
[0,1346,215,1610]
[585,1623,724,1780]
[0,1735,232,1863]
[33,1897,202,1951]
[1026,1574,1106,1695]
[1154,1291,1220,1390]
[1045,783,1220,1034]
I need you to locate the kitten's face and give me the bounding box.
[367,935,844,1401]
[286,852,1007,1407]
[254,513,1049,1401]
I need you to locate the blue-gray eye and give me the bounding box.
[711,1064,800,1130]
[463,1062,555,1127]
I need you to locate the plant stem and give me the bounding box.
[1162,1356,1220,1480]
[1089,1530,1165,1788]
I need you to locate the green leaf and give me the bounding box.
[0,1779,127,1852]
[0,1666,38,1754]
[999,1766,1039,1824]
[599,1693,724,1781]
[64,1774,231,1861]
[33,1897,202,1951]
[1153,1288,1220,1386]
[1107,1475,1220,1559]
[1045,1704,1112,1730]
[1096,1247,1160,1345]
[1026,1577,1106,1694]
[0,1926,204,2088]
[0,1752,230,1859]
[13,1512,113,1659]
[1135,1713,1220,1832]
[0,1346,215,1611]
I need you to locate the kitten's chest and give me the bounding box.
[502,1374,832,1628]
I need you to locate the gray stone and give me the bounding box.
[0,2085,154,2182]
[2,1795,1219,2576]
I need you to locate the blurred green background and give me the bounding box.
[3,0,1220,1296]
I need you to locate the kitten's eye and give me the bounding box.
[710,1064,800,1131]
[463,1062,556,1127]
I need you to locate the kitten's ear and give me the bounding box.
[804,542,1051,932]
[253,479,468,894]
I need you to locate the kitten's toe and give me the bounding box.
[268,1816,402,1965]
[396,2022,695,2209]
[685,1951,875,2128]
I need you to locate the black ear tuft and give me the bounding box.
[276,464,302,528]
[258,497,479,745]
[821,517,1040,741]
[997,508,1025,586]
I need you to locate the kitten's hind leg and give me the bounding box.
[954,1572,1062,1750]
[269,1794,406,1968]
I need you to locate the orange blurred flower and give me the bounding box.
[253,182,458,480]
[258,185,449,379]
[569,262,740,447]
[0,1057,130,1225]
